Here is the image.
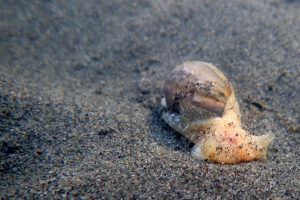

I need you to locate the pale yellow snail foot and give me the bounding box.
[191,119,274,164]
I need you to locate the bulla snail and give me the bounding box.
[162,61,274,164]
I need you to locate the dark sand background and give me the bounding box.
[0,0,299,199]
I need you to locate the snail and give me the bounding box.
[162,61,274,164]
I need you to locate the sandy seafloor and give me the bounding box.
[0,0,299,199]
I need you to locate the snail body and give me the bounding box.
[162,61,274,164]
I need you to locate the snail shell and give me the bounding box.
[164,61,234,121]
[162,61,274,164]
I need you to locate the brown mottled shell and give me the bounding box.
[164,61,233,121]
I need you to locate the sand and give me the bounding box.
[0,0,299,199]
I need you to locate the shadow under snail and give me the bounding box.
[162,61,274,164]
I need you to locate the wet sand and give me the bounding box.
[0,0,299,199]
